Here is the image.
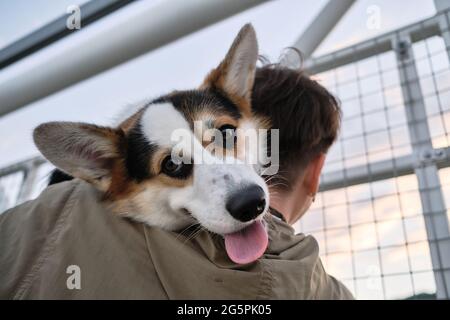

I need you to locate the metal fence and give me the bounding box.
[1,8,450,300]
[295,9,450,299]
[0,157,49,213]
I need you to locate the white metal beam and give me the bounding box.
[394,33,450,299]
[435,0,450,12]
[0,0,269,117]
[304,13,442,74]
[289,0,356,59]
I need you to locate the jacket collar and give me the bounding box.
[269,207,287,223]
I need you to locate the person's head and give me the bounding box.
[251,61,341,224]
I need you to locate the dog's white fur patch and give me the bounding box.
[141,102,190,148]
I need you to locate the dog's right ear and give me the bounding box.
[201,24,258,115]
[33,122,124,190]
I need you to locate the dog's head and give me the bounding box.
[34,24,270,264]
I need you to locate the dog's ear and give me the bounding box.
[33,122,124,189]
[202,23,258,114]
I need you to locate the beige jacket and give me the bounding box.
[0,179,353,299]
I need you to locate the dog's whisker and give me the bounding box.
[263,175,290,185]
[264,175,290,184]
[190,227,207,242]
[261,168,289,176]
[175,222,201,242]
[266,180,290,187]
[182,224,205,245]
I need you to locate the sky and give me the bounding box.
[0,0,90,49]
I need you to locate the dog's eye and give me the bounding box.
[219,124,237,149]
[161,156,192,179]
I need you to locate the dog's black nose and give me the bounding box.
[226,185,266,222]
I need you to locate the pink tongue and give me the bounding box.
[224,220,268,265]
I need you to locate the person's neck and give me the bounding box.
[269,184,307,225]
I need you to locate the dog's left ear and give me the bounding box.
[33,121,125,191]
[202,24,258,113]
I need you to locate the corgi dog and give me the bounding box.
[33,24,271,265]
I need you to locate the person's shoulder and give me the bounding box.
[265,216,320,258]
[0,179,83,298]
[0,179,78,222]
[0,178,110,262]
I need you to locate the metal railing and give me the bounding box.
[0,157,47,213]
[296,9,450,299]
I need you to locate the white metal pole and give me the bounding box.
[0,0,269,117]
[434,0,450,12]
[394,33,450,299]
[289,0,356,59]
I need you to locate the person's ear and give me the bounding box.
[304,153,326,198]
[33,121,125,190]
[201,23,258,115]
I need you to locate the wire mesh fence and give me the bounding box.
[0,8,449,300]
[294,9,450,300]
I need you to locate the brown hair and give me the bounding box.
[251,61,341,190]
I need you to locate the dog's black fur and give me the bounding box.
[48,169,73,185]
